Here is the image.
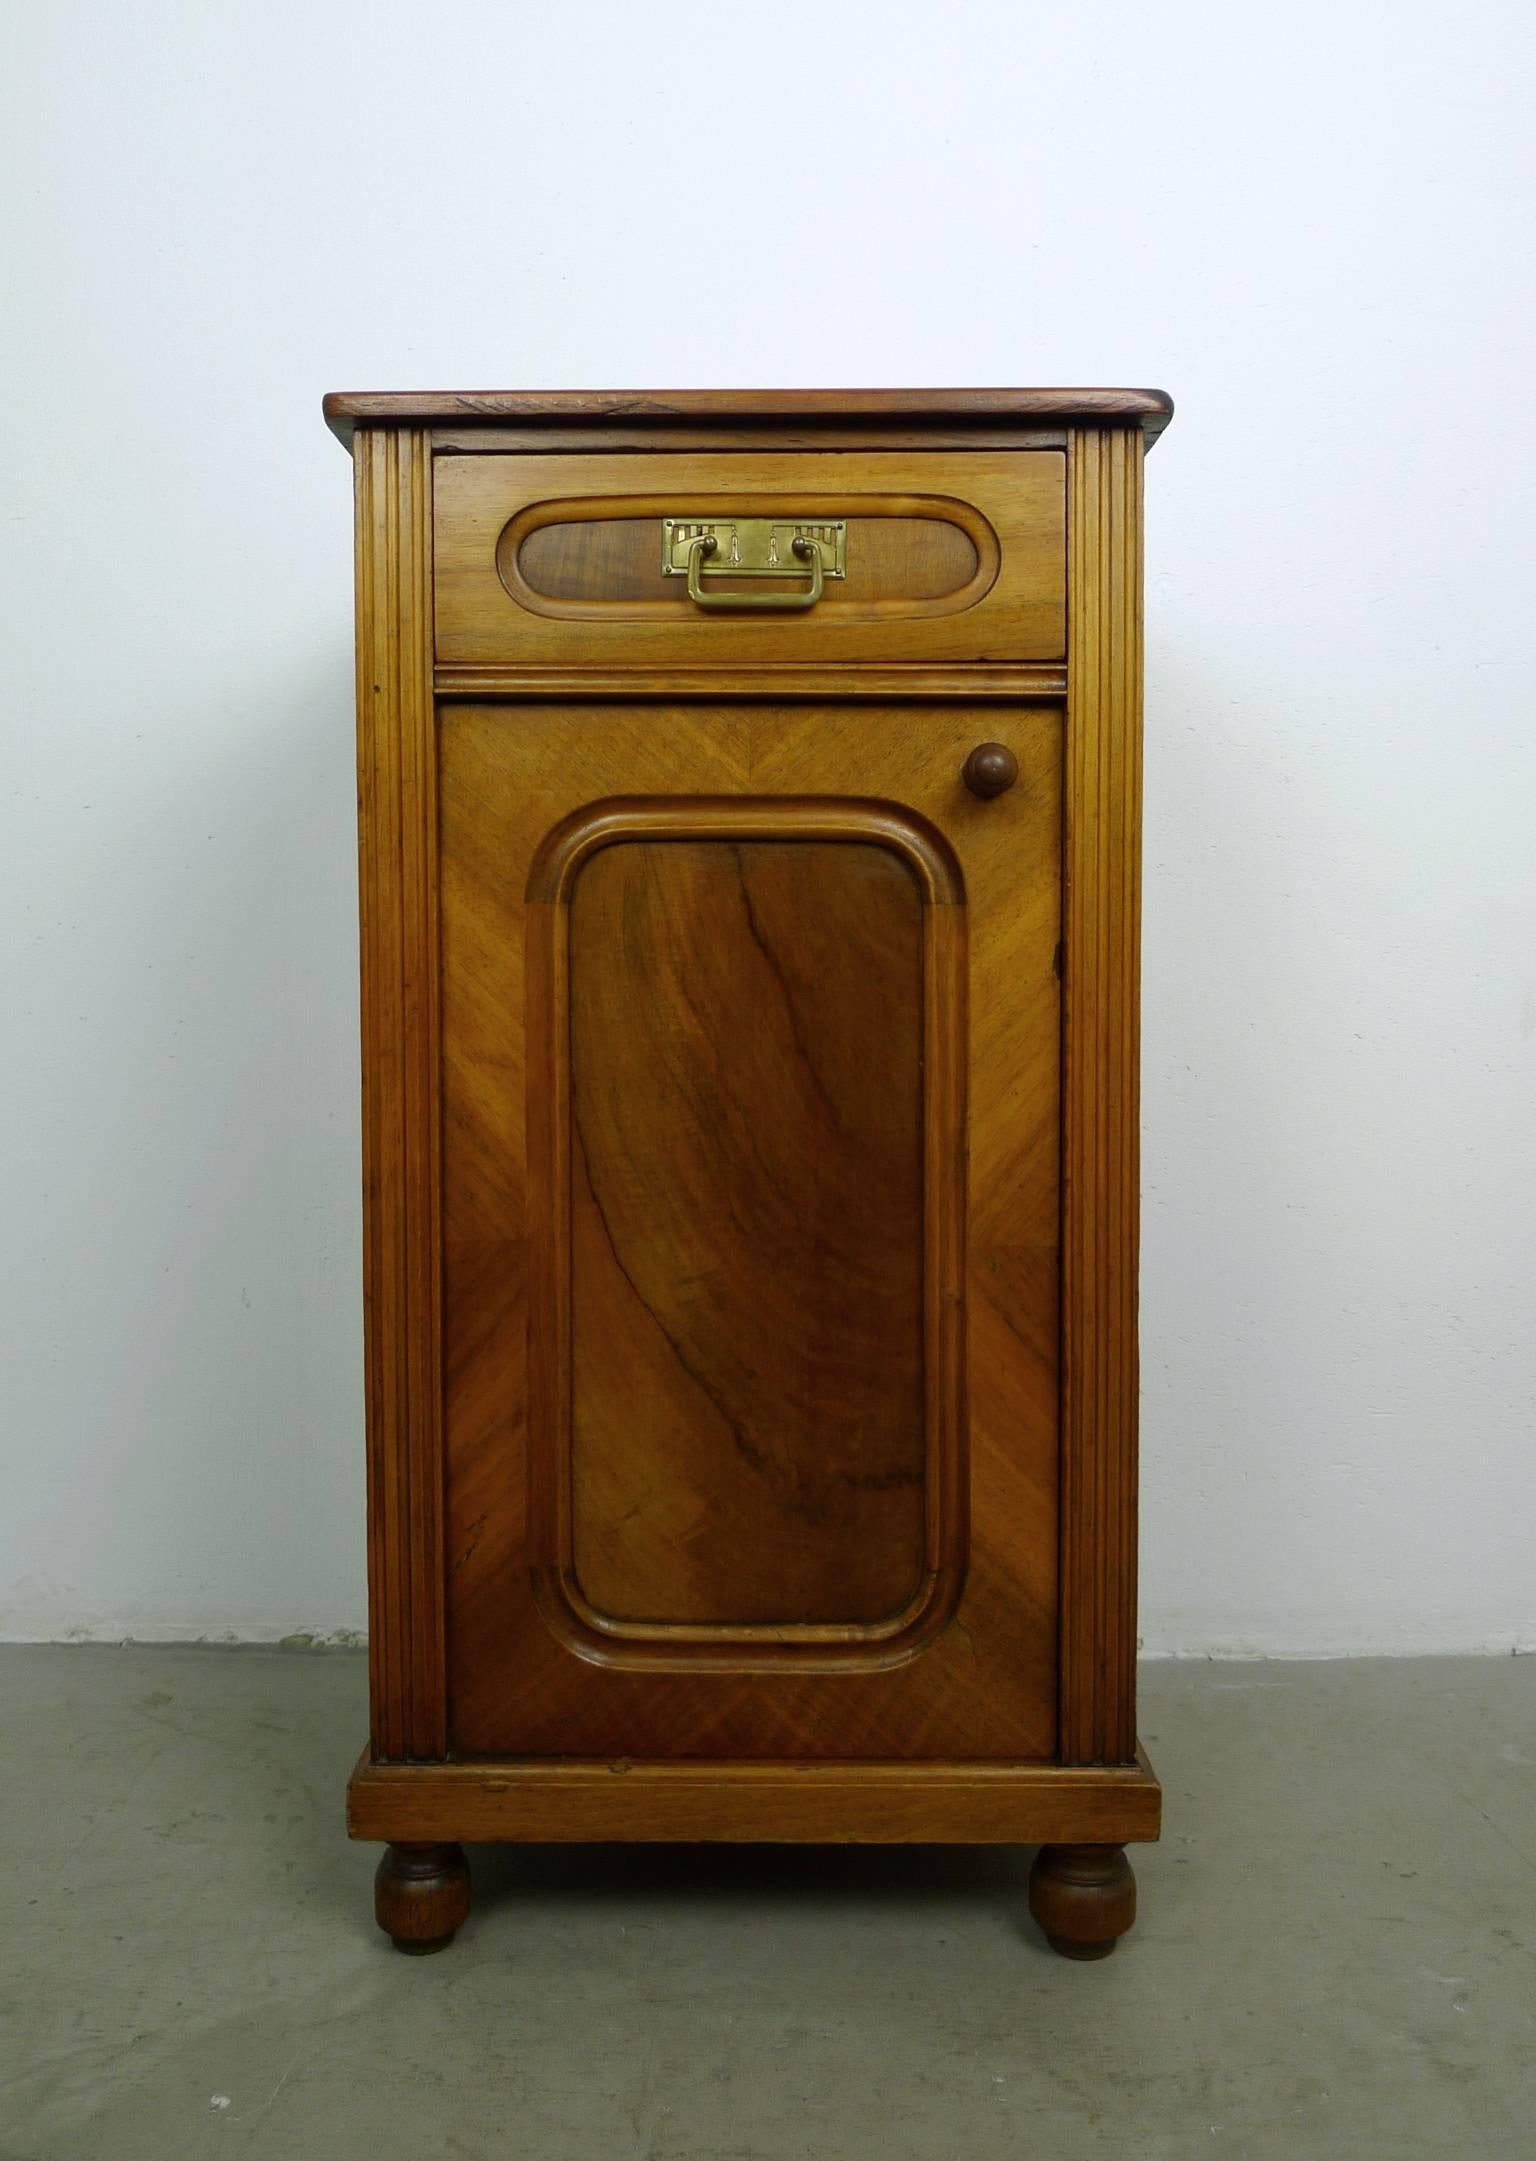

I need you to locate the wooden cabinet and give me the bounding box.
[327,387,1172,1960]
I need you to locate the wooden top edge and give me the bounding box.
[323,386,1174,449]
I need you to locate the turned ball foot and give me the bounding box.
[1028,1843,1136,1960]
[374,1841,471,1954]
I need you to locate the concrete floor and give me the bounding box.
[3,1650,1533,2160]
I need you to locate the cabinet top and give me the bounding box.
[322,386,1173,449]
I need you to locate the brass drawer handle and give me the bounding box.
[684,532,826,612]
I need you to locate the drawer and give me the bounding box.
[433,450,1064,667]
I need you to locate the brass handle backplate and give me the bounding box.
[663,515,845,612]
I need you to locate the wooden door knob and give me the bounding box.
[961,743,1019,799]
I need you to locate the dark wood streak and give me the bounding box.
[729,843,848,1136]
[566,833,926,1621]
[571,1115,775,1483]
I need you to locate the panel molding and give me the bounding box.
[354,426,447,1760]
[524,795,968,1673]
[497,489,1000,623]
[426,423,1074,456]
[433,662,1069,701]
[1060,426,1144,1764]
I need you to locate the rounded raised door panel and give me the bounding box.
[523,795,968,1673]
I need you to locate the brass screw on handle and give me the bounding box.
[962,742,1019,799]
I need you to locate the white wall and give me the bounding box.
[3,0,1532,1654]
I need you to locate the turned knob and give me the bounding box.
[961,742,1019,799]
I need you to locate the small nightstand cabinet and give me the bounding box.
[327,387,1171,1959]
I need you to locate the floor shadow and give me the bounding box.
[467,1836,1037,1919]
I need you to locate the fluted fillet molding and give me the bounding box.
[1060,425,1144,1765]
[354,427,446,1761]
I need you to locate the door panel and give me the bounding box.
[525,798,966,1671]
[440,704,1061,1759]
[565,834,929,1632]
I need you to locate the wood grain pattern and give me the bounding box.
[521,801,966,1667]
[565,836,927,1629]
[338,390,1168,1899]
[434,452,1064,667]
[522,794,969,1668]
[353,426,446,1762]
[323,385,1174,446]
[348,1749,1162,1846]
[518,509,979,607]
[439,704,1060,1756]
[1060,425,1145,1765]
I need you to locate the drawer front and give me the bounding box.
[434,450,1064,666]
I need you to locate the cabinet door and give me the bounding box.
[440,704,1060,1760]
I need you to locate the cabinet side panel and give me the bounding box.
[354,426,446,1760]
[1060,426,1143,1764]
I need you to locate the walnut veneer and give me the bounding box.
[328,386,1172,1959]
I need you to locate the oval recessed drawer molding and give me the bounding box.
[433,451,1066,666]
[501,492,999,622]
